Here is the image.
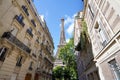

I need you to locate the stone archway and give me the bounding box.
[24,73,32,80]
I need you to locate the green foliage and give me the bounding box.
[80,20,88,50]
[52,66,64,80]
[58,38,78,80]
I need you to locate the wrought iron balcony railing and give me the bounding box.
[2,32,31,53]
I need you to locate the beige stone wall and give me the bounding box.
[0,0,54,80]
[98,50,120,80]
[84,0,120,80]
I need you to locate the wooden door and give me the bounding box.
[24,73,32,80]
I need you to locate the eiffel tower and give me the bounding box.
[54,18,66,67]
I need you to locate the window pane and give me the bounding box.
[109,59,120,80]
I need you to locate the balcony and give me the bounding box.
[46,47,52,55]
[26,29,33,38]
[31,19,36,27]
[22,5,29,16]
[40,43,46,49]
[14,15,25,27]
[1,32,31,53]
[44,57,53,66]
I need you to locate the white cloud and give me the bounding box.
[66,39,70,43]
[66,23,74,36]
[64,15,73,26]
[64,13,77,36]
[40,15,44,22]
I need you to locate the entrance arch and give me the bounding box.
[24,73,32,80]
[34,73,39,80]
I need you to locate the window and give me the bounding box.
[95,22,108,47]
[26,28,33,37]
[32,48,37,58]
[16,56,23,67]
[36,37,39,43]
[88,4,94,20]
[14,14,25,27]
[22,5,29,16]
[109,59,120,80]
[29,62,33,70]
[0,47,7,61]
[18,14,24,22]
[29,27,32,32]
[99,28,107,46]
[31,19,36,27]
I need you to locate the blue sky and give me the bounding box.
[33,0,83,55]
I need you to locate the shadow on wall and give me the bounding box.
[75,20,100,80]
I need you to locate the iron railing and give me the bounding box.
[2,32,31,53]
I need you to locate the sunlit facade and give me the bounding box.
[84,0,120,80]
[0,0,54,80]
[74,11,100,80]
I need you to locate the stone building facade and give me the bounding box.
[83,0,120,80]
[0,0,54,80]
[74,12,100,80]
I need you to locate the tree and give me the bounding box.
[52,66,64,80]
[58,38,78,80]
